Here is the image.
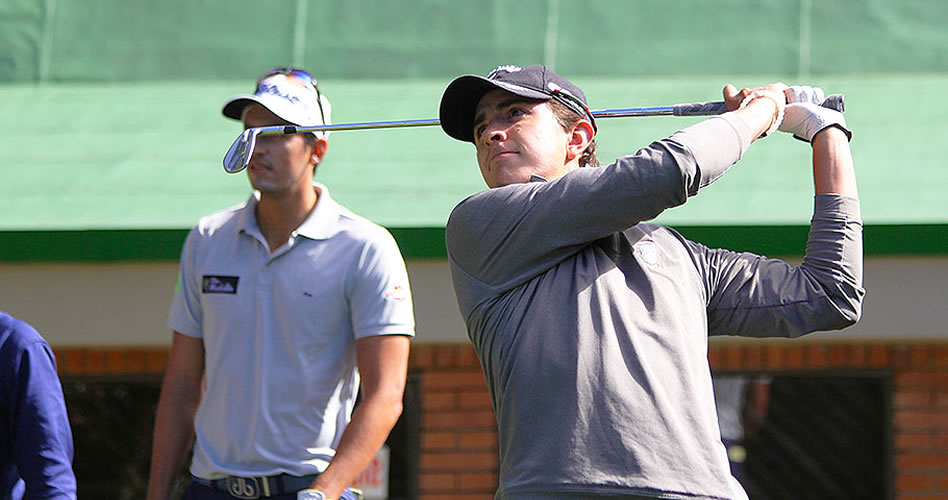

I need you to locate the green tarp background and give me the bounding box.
[3,0,947,82]
[1,0,946,246]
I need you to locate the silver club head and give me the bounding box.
[223,128,259,173]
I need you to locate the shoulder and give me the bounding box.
[332,203,401,251]
[447,184,534,229]
[0,313,49,367]
[0,312,45,349]
[191,201,247,238]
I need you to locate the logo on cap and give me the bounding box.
[487,65,522,79]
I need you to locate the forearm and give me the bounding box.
[309,393,403,498]
[811,126,857,197]
[146,375,201,500]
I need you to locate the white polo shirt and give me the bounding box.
[168,183,415,479]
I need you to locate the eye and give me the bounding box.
[474,123,486,139]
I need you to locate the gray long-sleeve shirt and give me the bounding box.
[445,114,865,499]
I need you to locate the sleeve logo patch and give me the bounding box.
[202,275,239,294]
[384,284,410,302]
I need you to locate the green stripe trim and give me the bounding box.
[0,224,944,262]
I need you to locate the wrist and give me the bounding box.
[739,89,785,138]
[297,489,327,500]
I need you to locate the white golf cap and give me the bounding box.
[222,69,332,138]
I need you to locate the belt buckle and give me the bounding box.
[226,477,262,499]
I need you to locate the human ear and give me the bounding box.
[311,137,329,166]
[565,121,594,163]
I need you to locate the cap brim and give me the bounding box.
[222,95,261,121]
[439,75,551,143]
[222,93,315,126]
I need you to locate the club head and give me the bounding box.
[223,128,258,173]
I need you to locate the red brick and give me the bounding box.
[743,346,763,370]
[896,371,948,389]
[420,452,497,472]
[805,344,827,368]
[937,433,948,449]
[707,346,721,369]
[785,345,804,369]
[722,345,742,370]
[895,411,948,431]
[893,345,913,368]
[896,473,934,491]
[122,349,147,372]
[419,473,456,491]
[422,432,457,451]
[933,346,948,367]
[894,390,935,409]
[420,494,493,500]
[424,410,496,431]
[85,349,105,374]
[764,345,783,369]
[423,392,458,411]
[459,472,497,491]
[62,349,85,375]
[895,432,934,451]
[456,347,481,369]
[422,371,488,391]
[936,391,948,409]
[458,432,497,451]
[458,391,492,411]
[911,346,933,367]
[145,349,168,373]
[436,345,458,368]
[896,453,948,472]
[848,344,868,367]
[411,346,435,370]
[869,345,890,368]
[828,344,850,366]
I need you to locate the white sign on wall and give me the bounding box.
[351,445,390,500]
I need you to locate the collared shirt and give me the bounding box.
[446,115,864,499]
[169,183,414,478]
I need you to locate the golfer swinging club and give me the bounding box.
[439,64,864,499]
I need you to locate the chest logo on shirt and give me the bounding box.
[202,275,239,294]
[636,242,660,266]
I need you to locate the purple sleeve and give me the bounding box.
[13,342,78,499]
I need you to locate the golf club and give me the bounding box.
[223,94,845,173]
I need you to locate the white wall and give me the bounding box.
[0,257,944,346]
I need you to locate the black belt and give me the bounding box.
[192,473,319,499]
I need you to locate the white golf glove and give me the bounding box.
[778,102,852,143]
[785,85,825,105]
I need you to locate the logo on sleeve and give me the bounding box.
[202,275,239,294]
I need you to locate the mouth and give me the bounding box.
[247,161,271,173]
[489,150,517,164]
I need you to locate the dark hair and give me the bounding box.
[548,99,599,168]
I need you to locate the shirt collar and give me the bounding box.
[235,182,341,241]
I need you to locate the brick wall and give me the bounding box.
[54,341,948,500]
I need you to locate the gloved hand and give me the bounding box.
[785,85,825,105]
[778,102,852,143]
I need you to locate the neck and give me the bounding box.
[255,183,318,252]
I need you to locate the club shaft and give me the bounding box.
[255,94,843,136]
[256,93,842,136]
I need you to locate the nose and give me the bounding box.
[479,123,507,146]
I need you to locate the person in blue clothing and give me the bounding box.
[0,312,77,500]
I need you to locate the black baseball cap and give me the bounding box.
[439,64,597,143]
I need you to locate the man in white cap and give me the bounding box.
[147,68,415,500]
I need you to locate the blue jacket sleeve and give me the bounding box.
[13,342,78,499]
